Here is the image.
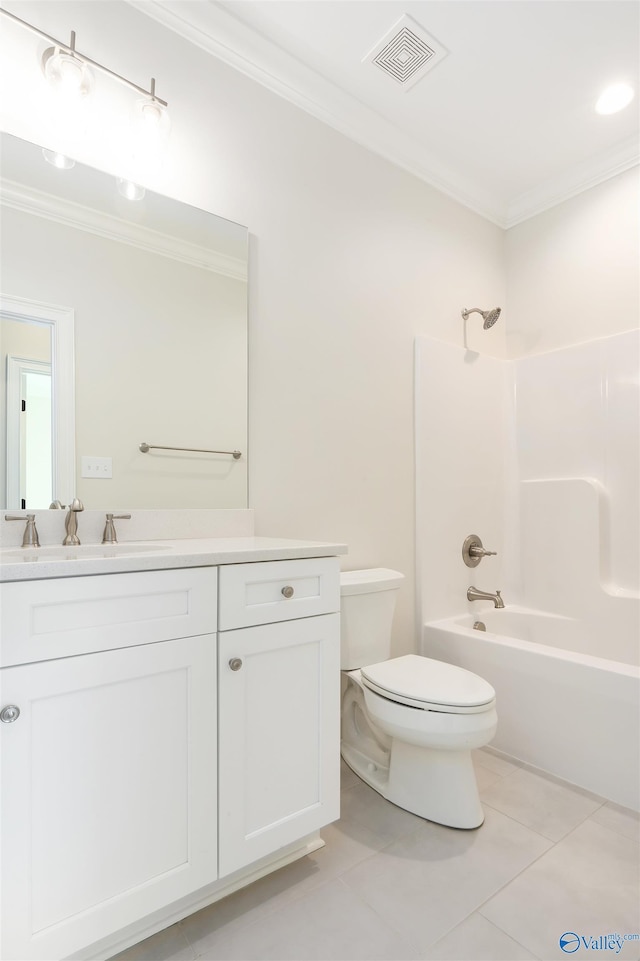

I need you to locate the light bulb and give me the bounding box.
[42,149,76,170]
[135,96,170,146]
[117,178,145,201]
[595,83,634,115]
[42,46,93,99]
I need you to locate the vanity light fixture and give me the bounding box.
[0,8,170,138]
[595,82,634,115]
[134,80,171,147]
[41,31,94,100]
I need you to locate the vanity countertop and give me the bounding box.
[0,536,348,582]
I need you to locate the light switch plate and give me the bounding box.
[81,456,112,478]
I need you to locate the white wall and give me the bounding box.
[415,338,511,625]
[0,0,505,653]
[506,167,640,357]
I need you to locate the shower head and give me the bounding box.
[461,307,501,329]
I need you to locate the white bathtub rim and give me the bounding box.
[426,609,640,678]
[453,603,576,623]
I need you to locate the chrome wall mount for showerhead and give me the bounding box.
[461,307,501,329]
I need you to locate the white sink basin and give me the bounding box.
[0,543,172,563]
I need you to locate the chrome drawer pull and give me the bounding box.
[281,586,294,599]
[229,658,243,672]
[1,705,20,723]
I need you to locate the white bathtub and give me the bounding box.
[423,608,640,811]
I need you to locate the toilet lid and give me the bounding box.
[361,655,495,709]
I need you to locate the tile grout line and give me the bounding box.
[180,784,365,950]
[474,914,545,961]
[331,875,425,960]
[479,790,608,843]
[471,805,577,927]
[588,809,640,844]
[179,777,627,960]
[179,808,426,957]
[422,911,546,961]
[335,809,553,961]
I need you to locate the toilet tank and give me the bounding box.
[340,568,404,670]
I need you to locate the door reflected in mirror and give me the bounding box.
[3,317,52,508]
[0,132,249,510]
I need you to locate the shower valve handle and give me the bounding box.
[462,534,497,568]
[469,545,497,558]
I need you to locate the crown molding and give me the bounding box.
[505,135,640,228]
[127,0,638,230]
[1,179,248,280]
[126,0,506,226]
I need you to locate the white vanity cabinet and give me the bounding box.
[0,551,341,961]
[217,558,341,877]
[0,568,218,961]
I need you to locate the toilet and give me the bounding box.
[340,568,497,829]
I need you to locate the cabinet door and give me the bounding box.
[0,635,217,961]
[218,613,340,878]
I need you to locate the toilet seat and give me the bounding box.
[360,654,495,714]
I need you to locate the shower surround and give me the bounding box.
[415,330,640,809]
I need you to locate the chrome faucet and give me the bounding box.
[467,586,505,609]
[63,498,84,546]
[102,513,131,544]
[5,513,40,547]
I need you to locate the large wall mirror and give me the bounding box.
[0,132,248,511]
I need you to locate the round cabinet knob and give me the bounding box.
[228,658,243,672]
[281,585,294,599]
[1,705,20,723]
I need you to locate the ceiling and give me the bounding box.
[132,0,640,227]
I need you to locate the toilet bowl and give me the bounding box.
[340,570,497,829]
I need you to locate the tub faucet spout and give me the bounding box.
[467,586,505,609]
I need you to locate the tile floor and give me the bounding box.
[112,750,640,961]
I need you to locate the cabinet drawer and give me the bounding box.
[218,557,340,630]
[0,567,217,667]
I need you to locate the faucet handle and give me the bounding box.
[102,513,131,544]
[462,534,497,568]
[469,545,497,558]
[5,513,40,547]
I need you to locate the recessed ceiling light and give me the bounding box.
[595,83,634,115]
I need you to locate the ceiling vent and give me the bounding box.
[363,14,448,90]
